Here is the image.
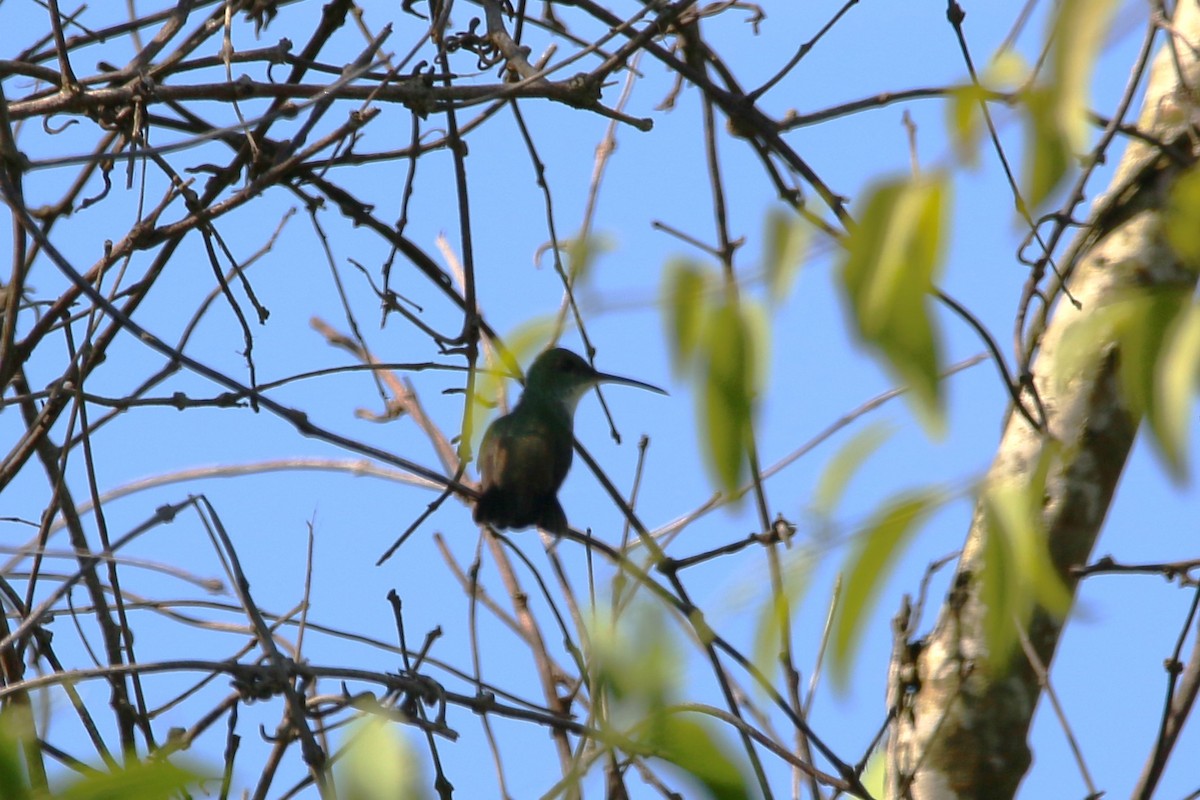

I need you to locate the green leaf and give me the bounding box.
[662,259,712,375]
[812,422,895,519]
[1049,0,1118,153]
[338,718,428,800]
[56,759,203,800]
[950,48,1029,169]
[1022,0,1117,209]
[840,175,948,434]
[563,232,615,284]
[978,502,1019,664]
[859,746,887,799]
[591,610,750,799]
[749,547,820,687]
[503,319,559,380]
[688,608,716,647]
[947,83,988,167]
[1115,290,1189,418]
[763,209,808,304]
[979,447,1074,667]
[1054,296,1117,393]
[701,301,762,497]
[1056,288,1189,416]
[1057,287,1200,482]
[752,591,792,688]
[1151,302,1200,482]
[988,50,1031,88]
[1164,165,1200,271]
[592,605,679,714]
[831,489,942,690]
[640,713,750,800]
[0,708,31,800]
[1023,88,1072,211]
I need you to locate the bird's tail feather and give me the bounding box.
[474,489,567,535]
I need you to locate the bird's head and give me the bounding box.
[523,348,665,413]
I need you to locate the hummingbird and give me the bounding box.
[473,348,666,535]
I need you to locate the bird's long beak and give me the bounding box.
[590,370,668,395]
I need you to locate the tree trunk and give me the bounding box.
[887,4,1200,798]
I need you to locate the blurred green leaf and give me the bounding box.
[592,605,679,715]
[979,501,1019,665]
[662,259,712,375]
[503,319,559,380]
[1023,88,1072,210]
[56,759,202,800]
[1058,288,1197,482]
[338,718,428,800]
[948,84,988,167]
[1050,0,1118,153]
[1164,165,1200,270]
[563,232,615,284]
[979,446,1073,667]
[1054,296,1117,393]
[1151,302,1200,482]
[640,713,749,800]
[1056,288,1187,411]
[688,608,717,647]
[702,301,761,497]
[751,551,817,687]
[859,746,887,799]
[1113,290,1189,418]
[752,592,792,689]
[1023,0,1116,209]
[840,175,948,434]
[832,489,942,690]
[988,50,1031,87]
[591,605,751,797]
[763,209,808,304]
[0,708,31,800]
[812,422,895,519]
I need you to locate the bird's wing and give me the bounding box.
[474,411,574,529]
[476,414,509,493]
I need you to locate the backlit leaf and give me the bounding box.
[1056,288,1188,416]
[948,83,988,167]
[563,232,615,284]
[1150,302,1200,482]
[812,422,894,519]
[662,259,712,375]
[701,301,761,497]
[1114,290,1189,418]
[988,50,1031,88]
[840,175,948,434]
[1164,165,1200,270]
[56,759,203,800]
[592,605,679,713]
[1050,0,1118,153]
[1024,88,1072,210]
[979,445,1073,667]
[860,746,887,799]
[1022,0,1117,209]
[640,713,749,800]
[750,548,818,687]
[338,718,428,800]
[763,209,808,304]
[0,708,30,800]
[832,489,942,690]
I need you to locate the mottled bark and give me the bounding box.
[887,4,1200,798]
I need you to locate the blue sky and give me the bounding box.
[1,0,1196,797]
